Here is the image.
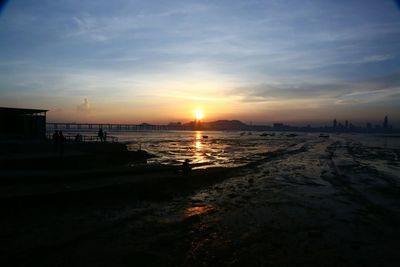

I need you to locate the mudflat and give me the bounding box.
[1,135,399,266]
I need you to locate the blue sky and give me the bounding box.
[0,0,399,125]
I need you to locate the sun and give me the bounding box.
[194,109,204,120]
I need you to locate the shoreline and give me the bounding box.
[0,139,309,201]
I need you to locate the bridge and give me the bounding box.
[46,122,187,131]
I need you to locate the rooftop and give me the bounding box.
[0,107,48,115]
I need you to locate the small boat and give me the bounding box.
[202,135,209,139]
[286,133,298,137]
[319,133,330,138]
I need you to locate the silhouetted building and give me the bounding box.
[273,123,284,129]
[333,119,337,129]
[0,107,48,139]
[345,120,349,129]
[383,115,389,129]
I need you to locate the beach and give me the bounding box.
[1,133,400,266]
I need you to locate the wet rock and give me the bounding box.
[350,242,361,250]
[335,158,357,168]
[248,178,254,184]
[214,186,223,192]
[228,193,237,198]
[307,230,322,238]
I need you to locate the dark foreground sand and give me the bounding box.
[1,136,400,266]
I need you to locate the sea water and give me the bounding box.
[52,130,400,168]
[116,131,295,168]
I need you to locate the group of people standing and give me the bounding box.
[52,128,107,152]
[52,131,66,154]
[98,128,107,142]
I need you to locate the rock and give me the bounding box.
[227,193,237,198]
[308,230,322,238]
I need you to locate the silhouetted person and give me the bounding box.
[53,131,59,153]
[182,159,191,175]
[98,128,104,142]
[75,134,82,142]
[59,131,65,155]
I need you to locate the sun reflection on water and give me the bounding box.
[184,205,214,218]
[195,131,202,150]
[191,131,207,165]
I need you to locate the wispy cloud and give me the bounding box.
[335,89,397,105]
[234,83,348,102]
[362,54,394,63]
[234,72,400,105]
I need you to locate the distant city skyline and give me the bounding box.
[44,114,397,134]
[43,113,394,130]
[0,1,399,125]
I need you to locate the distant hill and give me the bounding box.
[206,120,248,130]
[183,120,249,130]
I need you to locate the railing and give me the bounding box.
[46,134,118,143]
[46,122,180,131]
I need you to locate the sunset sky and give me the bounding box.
[0,0,399,125]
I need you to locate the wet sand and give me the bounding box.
[1,135,400,266]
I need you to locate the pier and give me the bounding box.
[47,122,176,131]
[46,133,119,143]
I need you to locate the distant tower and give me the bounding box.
[383,115,388,129]
[333,119,337,129]
[345,120,349,129]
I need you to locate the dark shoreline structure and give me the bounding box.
[0,107,47,139]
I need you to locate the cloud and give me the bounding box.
[77,98,90,112]
[233,72,400,104]
[335,89,396,105]
[234,83,348,102]
[362,54,393,63]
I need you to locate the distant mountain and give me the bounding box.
[183,120,249,130]
[206,120,248,130]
